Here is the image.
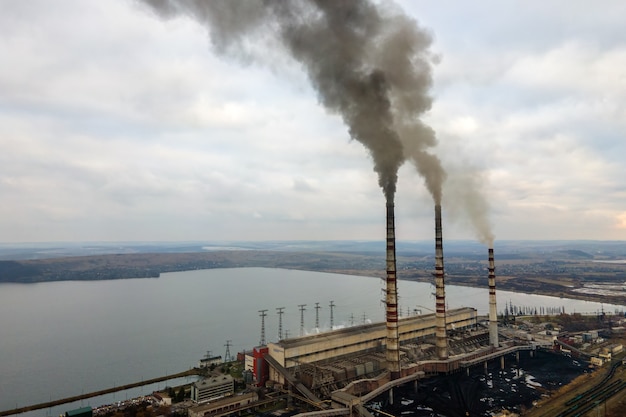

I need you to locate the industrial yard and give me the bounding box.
[5,233,626,417]
[58,311,626,417]
[4,237,625,417]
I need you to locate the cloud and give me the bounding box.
[0,0,625,242]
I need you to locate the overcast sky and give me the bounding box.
[1,0,625,243]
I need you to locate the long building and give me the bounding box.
[267,307,477,384]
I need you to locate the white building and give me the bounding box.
[191,375,234,403]
[198,355,223,368]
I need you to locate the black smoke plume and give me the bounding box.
[139,0,441,204]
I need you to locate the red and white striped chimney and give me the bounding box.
[488,248,499,347]
[434,204,448,360]
[386,201,401,379]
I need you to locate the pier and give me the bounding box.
[0,369,200,417]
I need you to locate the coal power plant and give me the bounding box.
[256,202,539,413]
[138,1,547,415]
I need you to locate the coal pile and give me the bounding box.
[372,351,588,417]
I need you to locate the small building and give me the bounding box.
[65,407,92,417]
[590,357,604,367]
[237,350,252,362]
[191,375,234,403]
[199,355,223,368]
[601,344,623,355]
[152,392,172,406]
[188,392,258,417]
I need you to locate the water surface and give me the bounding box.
[0,268,623,412]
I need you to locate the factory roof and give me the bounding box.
[194,374,233,388]
[276,307,475,349]
[188,392,258,414]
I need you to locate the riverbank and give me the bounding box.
[0,369,200,417]
[2,250,625,307]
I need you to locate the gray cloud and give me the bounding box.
[0,0,624,242]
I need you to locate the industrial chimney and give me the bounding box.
[434,204,448,360]
[386,201,401,379]
[488,248,499,347]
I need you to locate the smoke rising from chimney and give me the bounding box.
[445,167,495,246]
[139,0,441,204]
[140,0,496,246]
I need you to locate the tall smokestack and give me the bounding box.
[386,200,400,379]
[488,248,499,347]
[434,204,448,360]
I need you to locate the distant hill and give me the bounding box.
[555,249,594,259]
[1,241,625,306]
[0,261,41,282]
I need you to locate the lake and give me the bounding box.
[0,267,623,414]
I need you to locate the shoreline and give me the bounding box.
[0,369,200,417]
[1,260,624,306]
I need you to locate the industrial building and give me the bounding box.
[191,375,234,403]
[244,346,270,386]
[230,202,507,410]
[266,307,478,392]
[198,355,223,368]
[188,392,259,417]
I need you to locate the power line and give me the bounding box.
[314,302,321,329]
[258,309,268,346]
[224,340,232,362]
[298,304,307,336]
[276,307,285,340]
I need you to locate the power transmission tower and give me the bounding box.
[315,302,321,329]
[224,340,232,362]
[276,307,285,340]
[362,312,367,324]
[258,309,268,346]
[285,329,291,339]
[350,313,354,326]
[298,304,307,336]
[329,300,335,329]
